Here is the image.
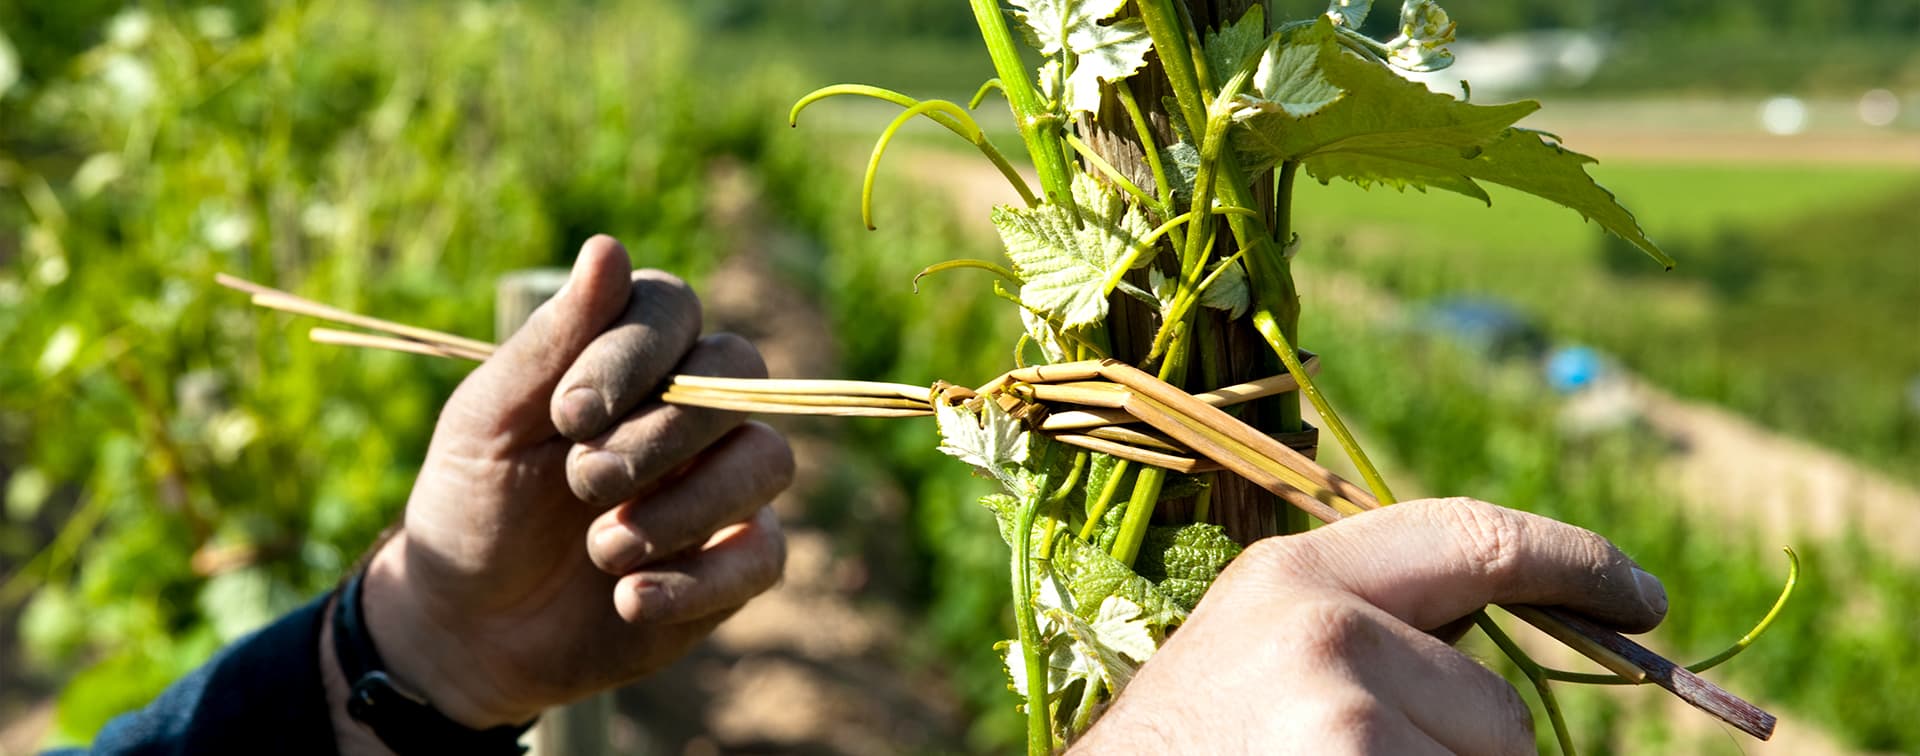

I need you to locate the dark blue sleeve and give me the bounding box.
[50,593,340,756]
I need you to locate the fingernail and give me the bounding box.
[631,579,665,623]
[558,387,608,437]
[592,527,647,573]
[571,450,628,504]
[1632,567,1668,617]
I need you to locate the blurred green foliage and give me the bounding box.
[0,1,1035,749]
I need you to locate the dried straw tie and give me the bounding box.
[217,273,1776,741]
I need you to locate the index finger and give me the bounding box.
[549,269,703,441]
[1241,498,1668,634]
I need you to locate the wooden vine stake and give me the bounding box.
[499,269,622,756]
[1089,0,1300,544]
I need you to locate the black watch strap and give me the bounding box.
[333,569,535,755]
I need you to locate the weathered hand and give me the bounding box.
[1076,498,1668,755]
[355,236,792,729]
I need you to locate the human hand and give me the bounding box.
[1076,498,1668,755]
[353,236,792,729]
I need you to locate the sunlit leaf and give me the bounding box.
[1010,0,1153,115]
[936,397,1031,473]
[1230,18,1535,168]
[1234,19,1344,120]
[1203,5,1266,84]
[994,174,1154,329]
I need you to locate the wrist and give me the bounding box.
[360,533,538,729]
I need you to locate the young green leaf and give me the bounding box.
[1158,140,1201,204]
[1203,5,1266,86]
[1085,596,1157,663]
[1235,20,1344,120]
[936,398,1031,480]
[1383,0,1456,72]
[1049,529,1187,628]
[1009,0,1153,115]
[1053,596,1155,689]
[1147,268,1179,313]
[1230,18,1535,168]
[1198,259,1250,319]
[994,174,1155,329]
[1136,523,1243,610]
[979,493,1024,550]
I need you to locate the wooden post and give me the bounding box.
[496,268,621,756]
[1089,0,1308,545]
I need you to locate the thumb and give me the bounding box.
[440,235,634,450]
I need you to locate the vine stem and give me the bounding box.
[1115,84,1175,216]
[969,0,1074,202]
[1065,132,1159,209]
[1243,162,1397,504]
[1014,471,1059,754]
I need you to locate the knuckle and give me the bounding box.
[741,523,787,592]
[1307,694,1395,741]
[1238,535,1306,578]
[630,270,704,342]
[692,332,769,379]
[632,269,701,314]
[1431,498,1525,585]
[1284,597,1376,665]
[739,422,797,492]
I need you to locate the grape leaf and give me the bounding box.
[1147,268,1178,313]
[936,398,1030,484]
[1231,18,1534,168]
[978,493,1022,549]
[1004,596,1156,716]
[1229,18,1671,266]
[1203,5,1266,84]
[1198,259,1250,319]
[994,174,1154,329]
[1087,596,1157,662]
[1050,529,1187,627]
[1010,0,1152,115]
[1135,523,1242,610]
[1384,0,1456,72]
[1233,20,1344,120]
[1158,140,1200,203]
